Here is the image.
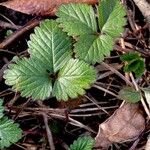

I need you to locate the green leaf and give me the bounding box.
[53,59,96,101]
[119,87,141,103]
[74,34,114,63]
[0,99,4,119]
[123,59,140,72]
[28,20,72,73]
[120,52,141,61]
[134,60,145,77]
[98,0,126,37]
[56,3,97,36]
[121,52,145,77]
[57,2,126,64]
[69,136,95,150]
[0,117,22,149]
[4,58,52,100]
[4,19,97,101]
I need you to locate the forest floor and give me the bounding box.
[0,0,150,150]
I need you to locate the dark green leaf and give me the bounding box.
[120,52,141,61]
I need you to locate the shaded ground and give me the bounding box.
[0,0,150,149]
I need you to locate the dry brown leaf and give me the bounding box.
[0,0,98,16]
[95,103,145,149]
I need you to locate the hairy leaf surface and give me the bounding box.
[0,117,22,149]
[53,59,96,100]
[98,0,126,37]
[56,3,97,36]
[28,20,72,73]
[4,58,52,100]
[74,34,114,63]
[57,1,126,63]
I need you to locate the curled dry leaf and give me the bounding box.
[0,0,98,16]
[95,103,145,149]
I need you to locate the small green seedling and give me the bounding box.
[121,52,145,77]
[4,0,126,101]
[0,99,22,148]
[69,136,95,150]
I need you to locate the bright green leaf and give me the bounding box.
[57,1,126,64]
[4,58,52,100]
[53,59,96,100]
[28,20,72,73]
[56,3,97,36]
[69,136,95,150]
[74,34,114,63]
[0,117,22,149]
[119,87,141,103]
[98,0,126,37]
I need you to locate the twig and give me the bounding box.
[93,84,121,99]
[0,18,41,49]
[42,113,55,150]
[130,73,150,119]
[0,20,21,29]
[101,62,133,86]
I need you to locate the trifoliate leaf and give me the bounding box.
[4,58,52,100]
[4,19,97,101]
[119,87,141,103]
[57,2,126,64]
[53,59,96,101]
[0,99,4,119]
[28,20,72,73]
[0,117,22,149]
[69,136,95,150]
[56,3,97,36]
[121,52,145,77]
[98,0,126,37]
[74,34,114,63]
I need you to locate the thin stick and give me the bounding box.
[0,20,21,29]
[130,73,150,119]
[0,18,41,49]
[101,62,133,86]
[93,84,121,99]
[43,113,55,150]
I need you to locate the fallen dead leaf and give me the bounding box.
[95,103,145,149]
[0,0,98,16]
